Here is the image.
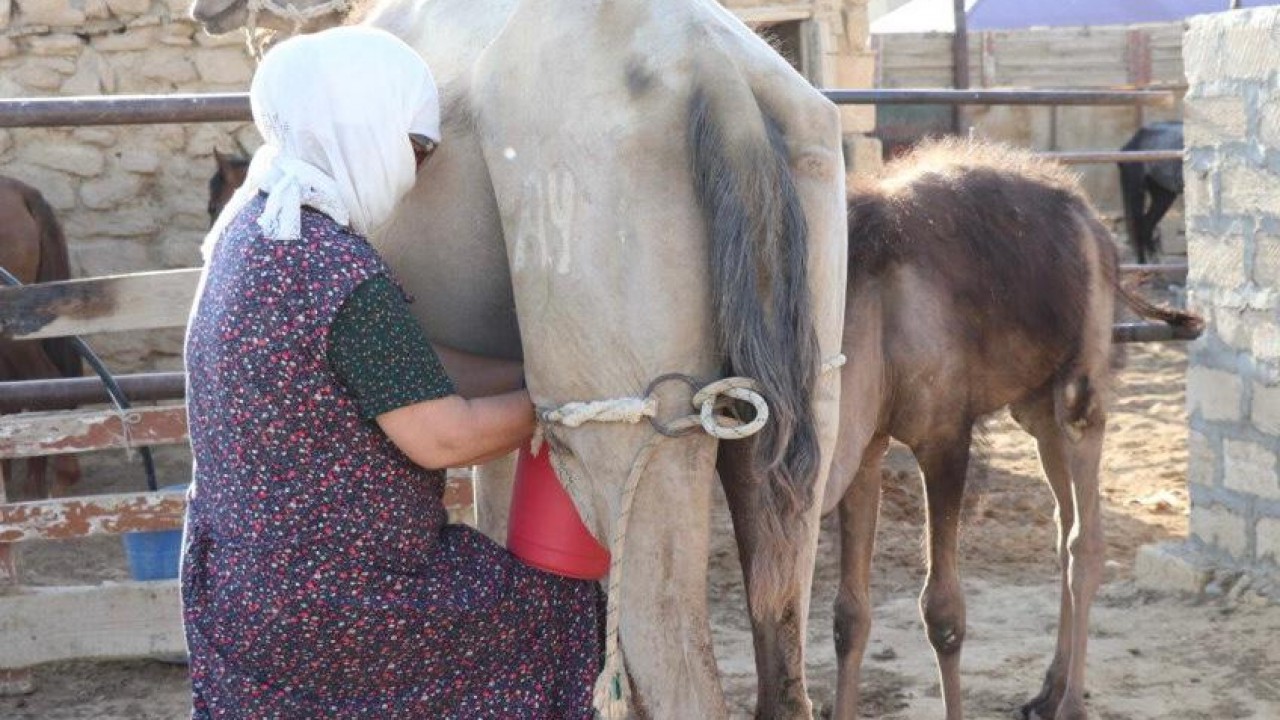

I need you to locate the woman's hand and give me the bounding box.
[376,389,534,470]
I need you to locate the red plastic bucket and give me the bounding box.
[506,442,610,580]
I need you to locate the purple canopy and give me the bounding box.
[969,0,1279,31]
[872,0,1280,34]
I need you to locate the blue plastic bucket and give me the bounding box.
[122,484,187,582]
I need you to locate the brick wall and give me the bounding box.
[1137,6,1280,604]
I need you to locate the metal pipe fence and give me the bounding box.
[0,88,1176,128]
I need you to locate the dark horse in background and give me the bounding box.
[207,150,250,226]
[0,176,82,499]
[1118,121,1183,264]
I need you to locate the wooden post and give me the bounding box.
[1127,29,1153,131]
[951,0,970,134]
[0,466,35,696]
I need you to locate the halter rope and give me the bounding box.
[243,0,354,59]
[536,354,847,718]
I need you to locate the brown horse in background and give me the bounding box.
[725,140,1201,720]
[0,176,82,499]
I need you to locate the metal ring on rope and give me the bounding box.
[642,373,701,438]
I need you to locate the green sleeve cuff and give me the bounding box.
[329,275,456,419]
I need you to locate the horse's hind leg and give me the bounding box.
[832,433,888,720]
[1141,181,1178,259]
[50,455,79,497]
[719,442,816,719]
[1012,382,1106,720]
[910,426,974,720]
[22,457,48,500]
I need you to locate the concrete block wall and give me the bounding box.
[1142,6,1280,602]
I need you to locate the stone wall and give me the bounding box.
[0,0,257,372]
[1136,6,1280,604]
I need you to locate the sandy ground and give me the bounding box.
[4,341,1280,719]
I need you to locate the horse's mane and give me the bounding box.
[872,137,1083,197]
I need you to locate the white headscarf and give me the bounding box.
[203,26,440,257]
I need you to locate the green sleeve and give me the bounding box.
[329,275,456,419]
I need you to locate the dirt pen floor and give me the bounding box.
[4,342,1280,719]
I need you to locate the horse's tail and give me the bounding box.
[22,186,82,380]
[1118,131,1152,263]
[687,77,822,576]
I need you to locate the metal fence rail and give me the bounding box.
[1041,149,1182,165]
[0,88,1177,128]
[823,88,1174,107]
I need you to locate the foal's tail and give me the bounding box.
[22,185,82,380]
[687,73,822,574]
[1117,279,1205,335]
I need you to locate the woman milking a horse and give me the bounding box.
[182,27,603,718]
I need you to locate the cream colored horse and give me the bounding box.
[188,1,847,717]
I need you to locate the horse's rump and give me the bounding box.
[850,140,1113,405]
[0,177,80,382]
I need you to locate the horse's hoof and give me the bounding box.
[1019,696,1054,720]
[1052,698,1088,720]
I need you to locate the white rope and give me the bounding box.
[822,353,847,373]
[115,409,142,460]
[543,397,657,428]
[535,356,844,718]
[692,377,768,440]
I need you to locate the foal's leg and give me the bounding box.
[832,433,888,720]
[719,442,817,719]
[1012,387,1106,720]
[910,427,974,720]
[1012,392,1075,717]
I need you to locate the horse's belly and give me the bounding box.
[372,150,521,360]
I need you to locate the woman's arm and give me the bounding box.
[376,389,534,470]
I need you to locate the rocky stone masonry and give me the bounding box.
[0,0,258,371]
[1138,6,1280,604]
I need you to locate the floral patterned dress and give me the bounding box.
[182,194,602,719]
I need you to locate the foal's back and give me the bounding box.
[848,140,1116,442]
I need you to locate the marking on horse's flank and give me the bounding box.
[513,165,576,275]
